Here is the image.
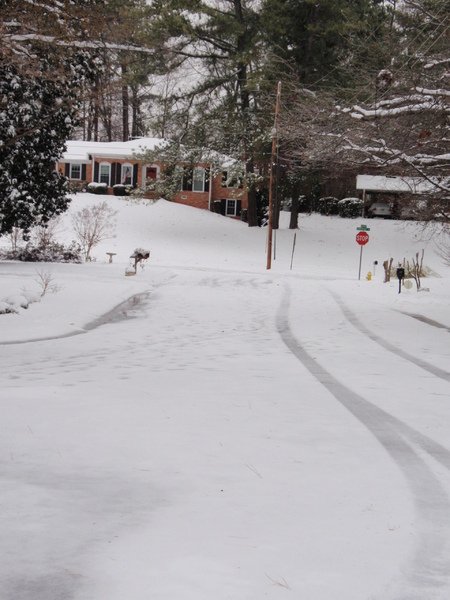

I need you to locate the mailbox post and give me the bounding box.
[396,266,405,294]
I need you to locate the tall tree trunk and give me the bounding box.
[121,61,129,142]
[100,92,113,142]
[234,0,258,227]
[87,80,100,141]
[289,197,300,229]
[131,86,141,138]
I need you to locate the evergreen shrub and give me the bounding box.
[87,182,108,194]
[0,241,82,263]
[298,195,312,212]
[113,184,131,196]
[338,197,363,218]
[316,197,339,215]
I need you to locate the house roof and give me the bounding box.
[356,175,436,193]
[62,138,167,162]
[61,138,237,168]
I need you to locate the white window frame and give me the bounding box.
[99,162,111,186]
[192,167,205,192]
[121,163,133,186]
[225,199,237,216]
[70,163,82,180]
[143,164,159,185]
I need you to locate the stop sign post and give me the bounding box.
[356,225,370,280]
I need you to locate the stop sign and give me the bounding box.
[356,231,369,246]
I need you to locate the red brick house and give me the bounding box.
[57,138,247,218]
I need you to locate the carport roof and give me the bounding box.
[356,175,436,193]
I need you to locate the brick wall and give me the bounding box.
[58,156,248,211]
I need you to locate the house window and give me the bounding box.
[70,163,81,180]
[99,163,111,185]
[226,199,237,216]
[192,167,205,192]
[145,166,158,181]
[121,163,133,185]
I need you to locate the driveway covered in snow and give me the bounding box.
[1,263,450,600]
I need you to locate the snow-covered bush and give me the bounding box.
[0,301,17,315]
[338,197,363,218]
[4,294,29,310]
[87,182,108,195]
[0,241,81,263]
[0,277,57,317]
[315,197,339,215]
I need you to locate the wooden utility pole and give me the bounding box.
[267,81,282,270]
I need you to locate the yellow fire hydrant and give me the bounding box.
[366,271,372,281]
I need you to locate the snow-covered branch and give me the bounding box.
[6,34,157,55]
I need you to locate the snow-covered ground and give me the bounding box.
[1,193,449,600]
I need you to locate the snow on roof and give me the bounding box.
[61,137,236,167]
[62,138,166,162]
[356,175,436,193]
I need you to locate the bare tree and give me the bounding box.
[32,217,62,251]
[7,227,24,252]
[383,258,394,283]
[34,270,59,297]
[406,249,425,290]
[72,202,117,261]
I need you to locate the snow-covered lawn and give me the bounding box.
[1,194,449,599]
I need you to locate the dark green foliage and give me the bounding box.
[315,197,339,215]
[261,0,389,90]
[87,183,109,195]
[0,51,99,236]
[0,241,82,263]
[338,197,363,218]
[112,184,130,196]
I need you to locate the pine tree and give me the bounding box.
[261,0,390,89]
[145,0,267,226]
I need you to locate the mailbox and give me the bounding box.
[396,266,405,294]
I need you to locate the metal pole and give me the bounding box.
[267,81,282,270]
[290,232,297,270]
[358,246,363,280]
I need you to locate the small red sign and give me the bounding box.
[356,231,369,246]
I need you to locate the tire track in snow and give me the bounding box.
[398,312,450,333]
[329,291,450,383]
[277,284,450,599]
